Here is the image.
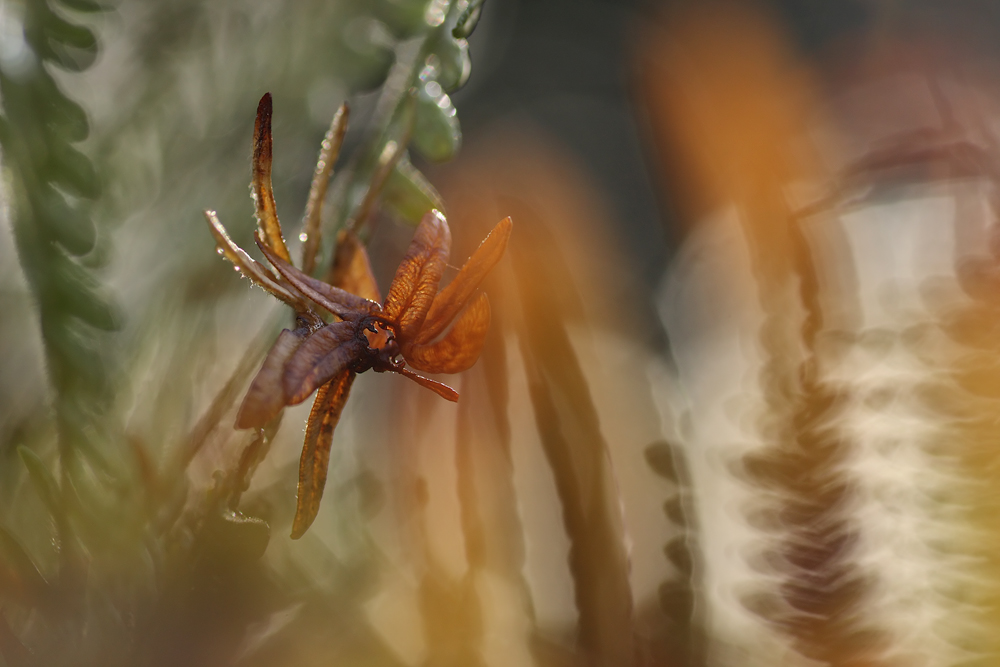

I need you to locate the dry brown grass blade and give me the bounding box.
[418,216,512,344]
[291,369,356,539]
[252,93,291,262]
[301,103,349,276]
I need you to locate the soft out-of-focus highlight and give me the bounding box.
[643,2,1000,666]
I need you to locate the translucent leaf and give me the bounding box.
[452,0,485,39]
[430,34,470,91]
[345,99,412,233]
[381,154,444,226]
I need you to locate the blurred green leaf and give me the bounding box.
[381,153,444,224]
[44,13,97,50]
[48,255,120,330]
[56,0,106,12]
[374,0,434,39]
[41,317,108,389]
[47,141,100,199]
[47,42,99,72]
[429,33,470,91]
[33,185,96,256]
[411,82,460,162]
[36,77,89,142]
[335,16,397,91]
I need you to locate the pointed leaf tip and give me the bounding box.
[252,93,290,262]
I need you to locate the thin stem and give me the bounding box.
[301,103,349,277]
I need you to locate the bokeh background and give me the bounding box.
[5,0,1000,666]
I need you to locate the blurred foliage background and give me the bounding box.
[6,0,1000,666]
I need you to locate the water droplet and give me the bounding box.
[299,232,308,242]
[234,266,241,272]
[424,0,448,27]
[436,94,453,112]
[216,247,224,255]
[420,55,440,82]
[425,80,443,99]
